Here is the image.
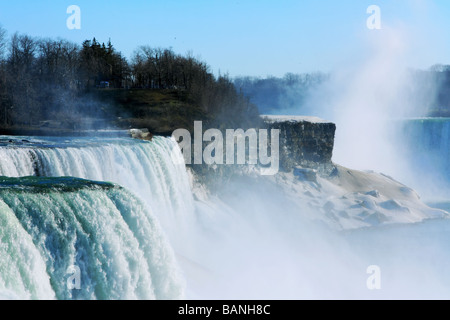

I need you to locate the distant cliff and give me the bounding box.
[261,115,336,175]
[177,115,337,192]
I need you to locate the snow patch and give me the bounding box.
[267,164,449,230]
[261,115,332,124]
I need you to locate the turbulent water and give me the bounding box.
[0,136,194,238]
[0,136,189,300]
[0,176,183,300]
[0,132,450,300]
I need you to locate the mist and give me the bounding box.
[180,175,450,299]
[209,12,450,299]
[287,21,449,201]
[312,27,413,171]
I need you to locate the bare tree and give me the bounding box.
[0,26,7,60]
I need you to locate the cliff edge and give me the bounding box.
[187,115,448,230]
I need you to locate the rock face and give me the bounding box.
[261,115,336,175]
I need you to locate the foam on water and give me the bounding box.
[0,177,184,300]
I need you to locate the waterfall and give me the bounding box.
[0,176,184,300]
[0,136,195,235]
[1,131,450,300]
[397,118,450,198]
[402,118,450,162]
[0,136,195,299]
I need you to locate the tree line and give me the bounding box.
[234,67,450,117]
[428,64,450,116]
[234,73,329,115]
[0,26,259,130]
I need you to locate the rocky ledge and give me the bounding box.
[261,115,336,175]
[186,115,448,230]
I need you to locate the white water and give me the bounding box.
[0,179,183,300]
[0,137,195,243]
[0,199,55,300]
[1,135,450,299]
[0,136,192,299]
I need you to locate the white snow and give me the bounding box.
[261,115,332,124]
[266,164,449,230]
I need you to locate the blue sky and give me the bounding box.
[0,0,449,77]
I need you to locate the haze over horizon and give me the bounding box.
[1,0,449,78]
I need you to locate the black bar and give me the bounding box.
[1,300,436,318]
